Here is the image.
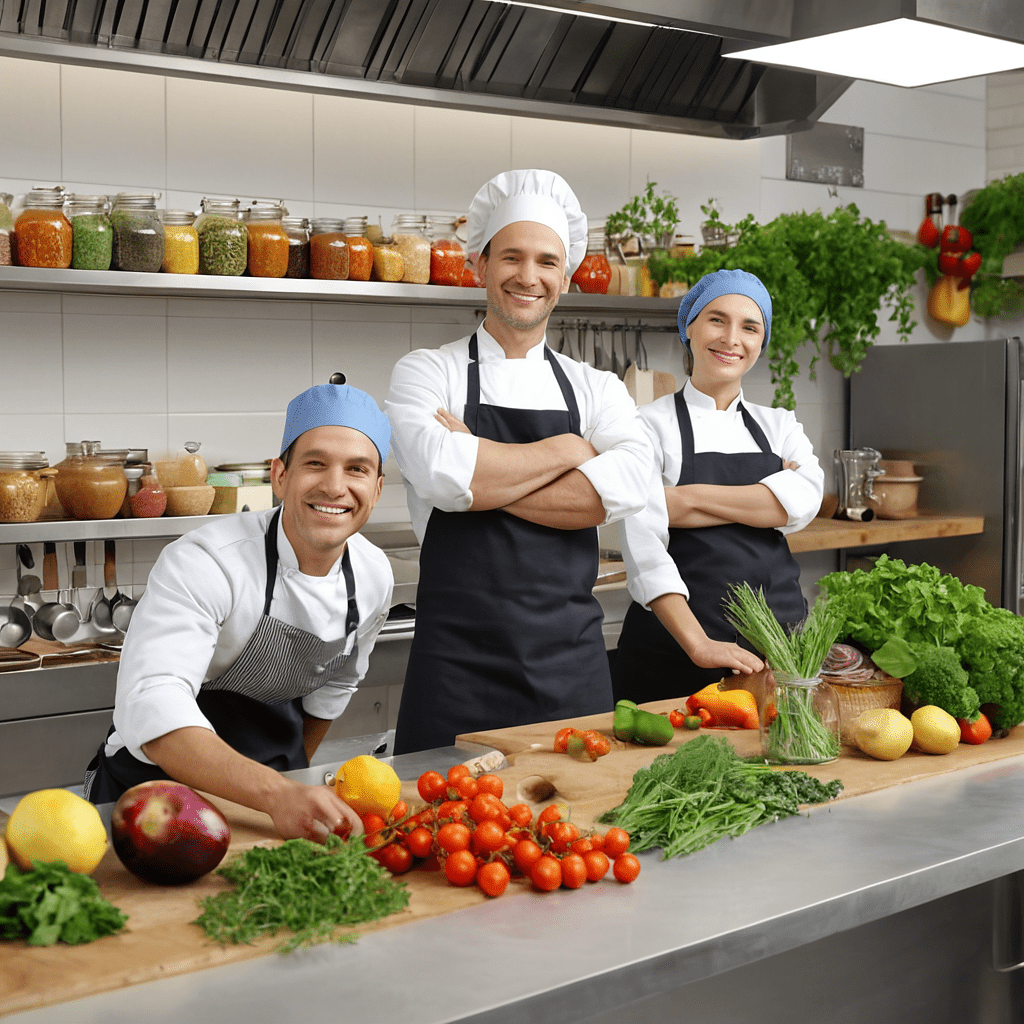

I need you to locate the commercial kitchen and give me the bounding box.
[2,2,1024,1021]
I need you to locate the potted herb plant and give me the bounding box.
[606,182,681,251]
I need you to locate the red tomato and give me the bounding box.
[388,800,409,824]
[588,832,605,852]
[380,843,414,875]
[530,855,562,892]
[668,709,686,728]
[453,775,479,800]
[468,793,505,824]
[513,838,543,874]
[472,819,508,853]
[560,853,588,889]
[958,712,992,745]
[447,764,471,785]
[444,849,478,887]
[437,799,469,822]
[475,774,504,799]
[508,803,533,828]
[545,821,580,853]
[583,850,610,882]
[417,771,448,803]
[613,853,641,883]
[477,860,510,898]
[569,837,593,856]
[436,822,471,854]
[602,827,630,859]
[406,826,434,860]
[537,803,567,827]
[361,812,387,834]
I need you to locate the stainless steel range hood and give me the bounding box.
[0,0,856,139]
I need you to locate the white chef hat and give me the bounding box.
[466,169,588,276]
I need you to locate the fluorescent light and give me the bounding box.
[726,18,1024,88]
[488,1,685,31]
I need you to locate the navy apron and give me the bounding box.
[613,390,806,704]
[84,508,360,804]
[393,333,612,754]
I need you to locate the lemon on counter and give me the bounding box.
[5,789,108,874]
[911,705,961,754]
[334,755,402,818]
[851,708,914,760]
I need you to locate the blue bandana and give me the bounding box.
[280,384,391,462]
[677,269,772,351]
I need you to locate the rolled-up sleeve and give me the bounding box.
[386,348,480,511]
[758,410,824,534]
[576,372,654,525]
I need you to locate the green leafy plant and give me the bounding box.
[958,173,1024,318]
[606,182,680,244]
[648,203,928,409]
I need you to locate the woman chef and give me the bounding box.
[614,269,824,703]
[84,382,394,842]
[386,169,651,754]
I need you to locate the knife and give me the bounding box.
[72,541,88,590]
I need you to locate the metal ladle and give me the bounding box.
[104,540,137,633]
[1,549,32,647]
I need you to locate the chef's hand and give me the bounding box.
[783,460,799,471]
[686,636,764,676]
[264,779,364,843]
[435,408,472,434]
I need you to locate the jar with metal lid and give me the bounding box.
[309,218,349,280]
[0,192,13,266]
[14,186,71,269]
[0,453,56,523]
[66,194,112,271]
[161,210,199,275]
[244,202,289,279]
[390,214,430,284]
[760,675,841,765]
[427,216,466,287]
[195,198,247,276]
[570,223,612,295]
[282,217,310,279]
[53,441,128,520]
[342,216,374,282]
[110,192,165,273]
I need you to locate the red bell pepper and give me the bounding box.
[940,224,973,253]
[916,217,940,248]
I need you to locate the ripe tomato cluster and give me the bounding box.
[552,727,612,759]
[357,763,640,897]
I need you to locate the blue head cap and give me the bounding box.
[677,269,772,352]
[280,384,391,463]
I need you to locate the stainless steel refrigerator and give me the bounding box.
[848,337,1024,613]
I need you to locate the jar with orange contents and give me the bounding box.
[14,186,72,269]
[309,219,349,280]
[244,202,289,278]
[342,217,374,282]
[570,224,611,295]
[427,216,466,287]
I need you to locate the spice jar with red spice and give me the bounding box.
[427,216,466,287]
[244,202,289,278]
[309,218,349,280]
[129,464,167,518]
[570,224,612,295]
[342,217,374,282]
[14,186,72,269]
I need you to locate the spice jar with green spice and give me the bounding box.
[195,198,247,276]
[110,193,165,273]
[161,209,199,274]
[66,194,112,271]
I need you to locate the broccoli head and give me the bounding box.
[902,645,981,722]
[956,608,1024,736]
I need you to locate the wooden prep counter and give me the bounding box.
[786,513,986,554]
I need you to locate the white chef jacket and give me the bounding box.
[107,507,393,763]
[619,379,824,609]
[385,324,653,541]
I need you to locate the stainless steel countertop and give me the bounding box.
[8,749,1024,1023]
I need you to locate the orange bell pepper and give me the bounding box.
[685,683,759,730]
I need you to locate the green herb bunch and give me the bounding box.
[606,182,681,244]
[648,203,927,409]
[193,834,409,953]
[598,735,842,858]
[958,173,1024,318]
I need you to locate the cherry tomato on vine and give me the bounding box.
[454,775,479,800]
[569,837,593,856]
[388,800,409,823]
[545,821,580,853]
[418,771,448,803]
[406,826,434,859]
[476,774,504,799]
[477,860,510,898]
[468,793,506,824]
[437,799,469,822]
[445,849,479,887]
[602,827,630,859]
[472,819,508,853]
[537,803,568,827]
[513,838,543,874]
[436,822,472,854]
[583,850,610,882]
[381,843,414,875]
[447,764,471,785]
[613,853,641,883]
[508,803,533,828]
[560,853,588,889]
[530,855,562,892]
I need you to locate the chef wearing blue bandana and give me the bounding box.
[84,383,394,842]
[614,269,824,703]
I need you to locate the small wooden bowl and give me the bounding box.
[164,485,216,517]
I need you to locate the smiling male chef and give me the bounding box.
[386,168,652,754]
[84,383,394,842]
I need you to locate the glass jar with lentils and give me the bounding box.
[309,218,349,280]
[390,213,431,284]
[195,197,247,276]
[244,201,289,279]
[342,216,374,282]
[14,186,72,268]
[161,210,200,274]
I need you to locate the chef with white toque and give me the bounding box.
[386,168,652,754]
[84,382,394,842]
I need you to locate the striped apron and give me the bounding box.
[84,507,359,803]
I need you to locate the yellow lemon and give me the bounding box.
[5,789,108,874]
[334,755,402,817]
[852,708,914,760]
[911,705,961,754]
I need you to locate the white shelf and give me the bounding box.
[0,515,218,543]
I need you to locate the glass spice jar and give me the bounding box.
[195,198,247,276]
[0,453,56,524]
[66,194,112,271]
[244,202,289,279]
[14,186,72,269]
[282,217,310,279]
[110,192,165,273]
[161,210,199,274]
[391,214,431,284]
[309,218,349,280]
[129,464,167,518]
[53,441,128,520]
[371,235,404,282]
[0,192,13,266]
[342,216,374,282]
[760,675,841,765]
[571,224,612,295]
[427,216,466,287]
